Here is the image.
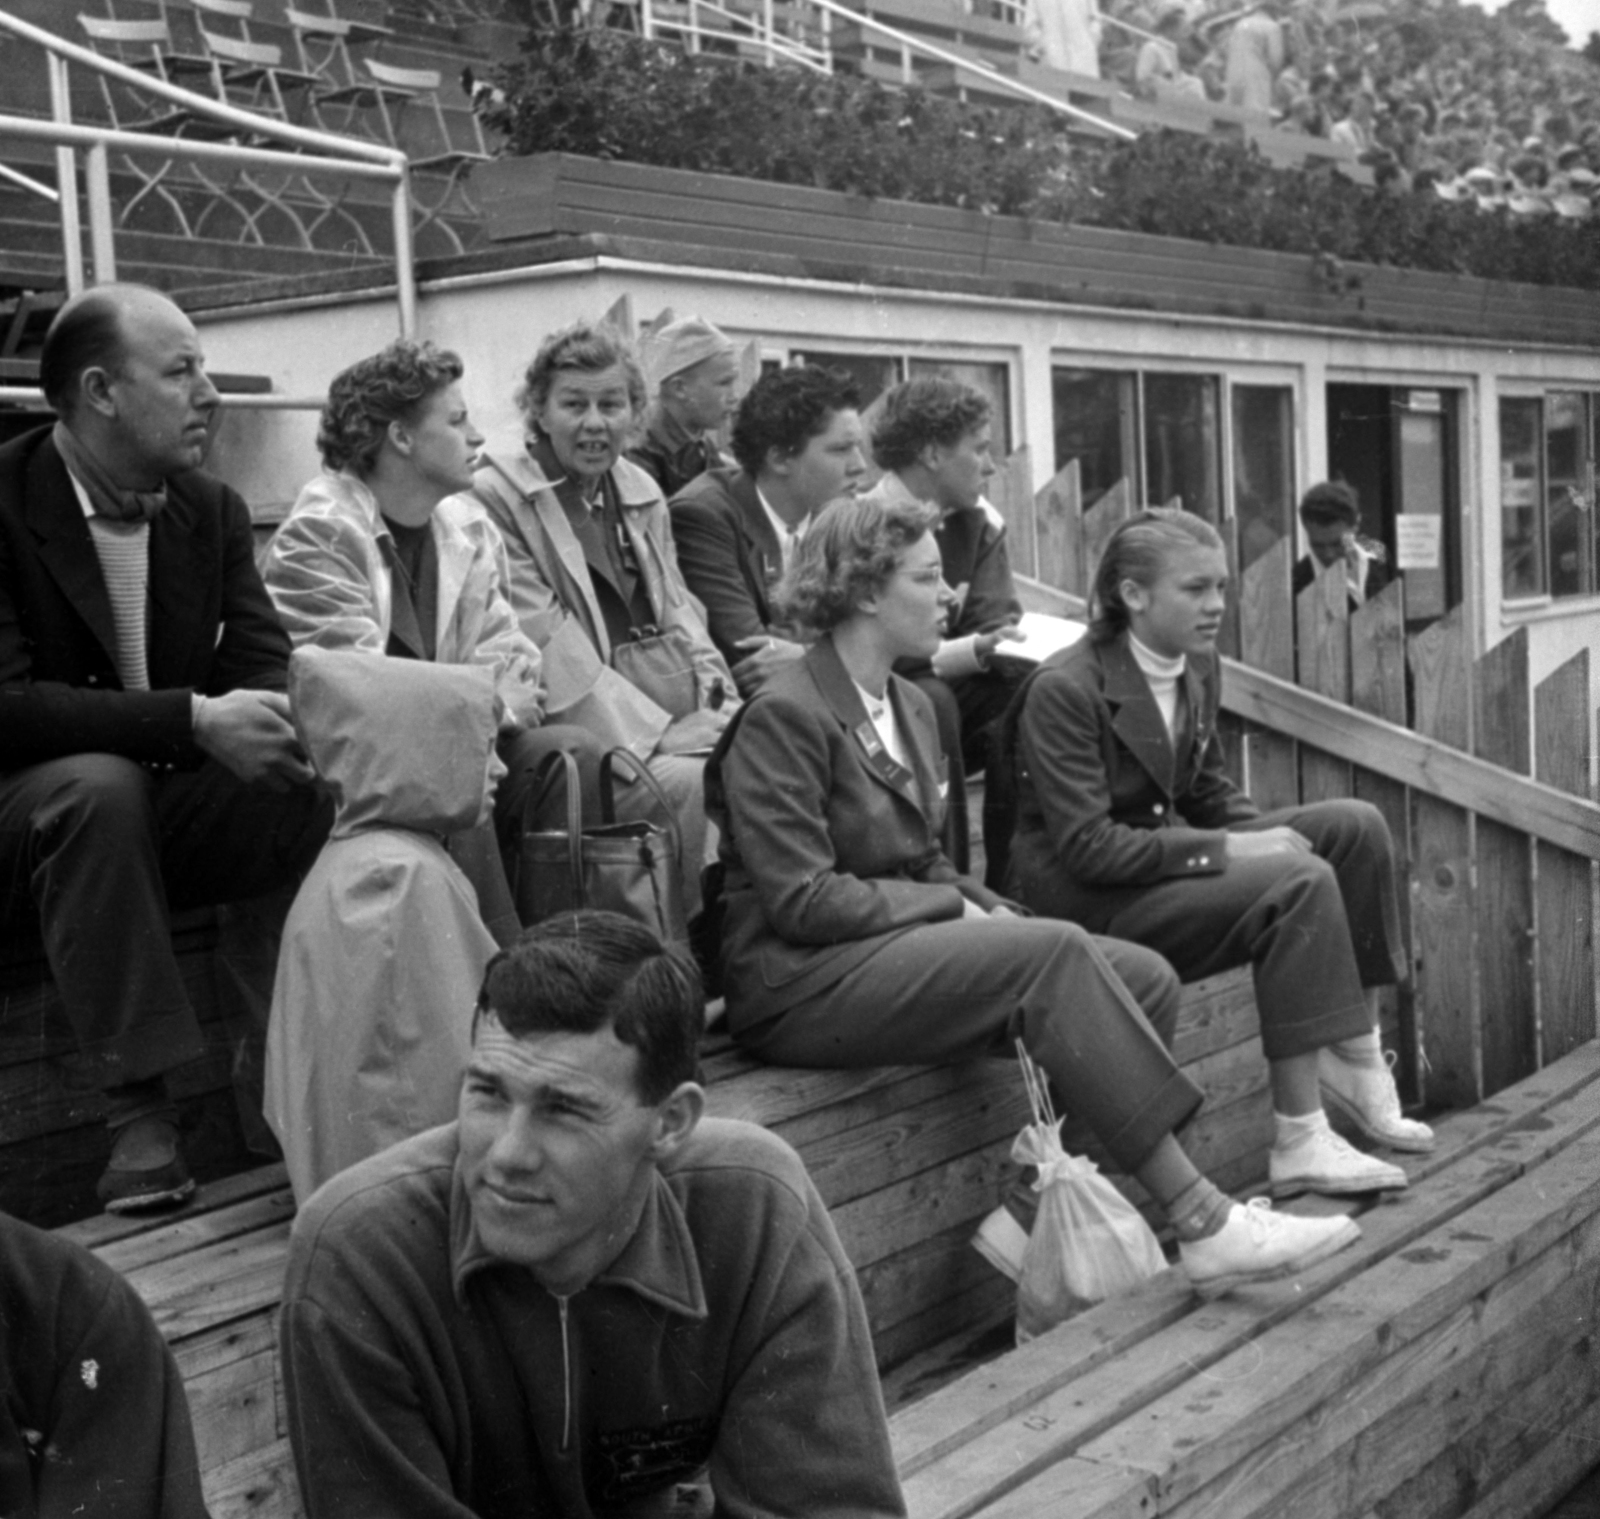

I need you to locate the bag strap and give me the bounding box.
[530,748,586,905]
[599,748,685,865]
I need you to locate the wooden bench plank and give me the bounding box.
[890,1039,1600,1499]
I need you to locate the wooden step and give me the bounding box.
[890,1039,1600,1519]
[54,965,1277,1519]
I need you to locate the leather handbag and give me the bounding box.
[612,623,701,720]
[517,747,688,950]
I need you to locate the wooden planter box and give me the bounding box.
[477,151,1600,347]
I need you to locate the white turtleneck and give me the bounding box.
[1128,632,1186,740]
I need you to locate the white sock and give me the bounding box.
[1331,1028,1383,1068]
[1274,1108,1331,1149]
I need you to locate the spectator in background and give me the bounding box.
[1331,89,1376,156]
[0,283,328,1213]
[1135,5,1185,99]
[1291,480,1390,608]
[1225,0,1285,113]
[629,315,741,500]
[671,365,867,696]
[1026,0,1102,78]
[0,1212,209,1517]
[263,339,601,946]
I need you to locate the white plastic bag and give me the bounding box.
[1011,1046,1166,1342]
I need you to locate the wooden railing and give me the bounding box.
[997,450,1600,1119]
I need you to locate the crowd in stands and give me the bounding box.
[0,282,1440,1517]
[1081,0,1600,214]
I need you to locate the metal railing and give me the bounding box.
[637,0,1137,138]
[0,9,417,334]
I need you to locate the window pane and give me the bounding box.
[1499,397,1545,599]
[1052,367,1137,511]
[906,357,1012,457]
[1143,373,1222,521]
[791,351,902,413]
[1545,391,1590,598]
[1231,384,1295,571]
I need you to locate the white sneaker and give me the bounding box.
[1179,1198,1361,1299]
[971,1204,1030,1283]
[1270,1123,1408,1197]
[1320,1047,1436,1153]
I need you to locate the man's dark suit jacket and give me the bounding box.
[668,467,784,667]
[1291,550,1391,606]
[705,636,1005,1024]
[0,424,291,773]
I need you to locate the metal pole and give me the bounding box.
[46,54,84,295]
[391,170,417,337]
[85,142,116,283]
[763,0,774,66]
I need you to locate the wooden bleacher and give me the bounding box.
[37,963,1431,1519]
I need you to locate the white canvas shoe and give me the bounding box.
[1179,1198,1361,1299]
[1270,1124,1408,1198]
[1319,1047,1436,1153]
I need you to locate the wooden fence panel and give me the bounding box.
[1473,629,1536,1095]
[1350,582,1414,1090]
[1080,477,1131,591]
[1031,457,1079,592]
[1239,537,1297,808]
[990,444,1034,580]
[1408,610,1478,1109]
[1535,650,1596,1063]
[1296,568,1352,804]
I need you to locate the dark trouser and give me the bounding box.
[733,917,1200,1175]
[0,753,330,1089]
[1019,800,1399,1062]
[911,662,1032,881]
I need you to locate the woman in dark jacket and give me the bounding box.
[705,494,1360,1298]
[1006,508,1431,1206]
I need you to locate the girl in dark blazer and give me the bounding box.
[705,494,1361,1297]
[1007,508,1431,1206]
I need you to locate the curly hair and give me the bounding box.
[870,376,991,473]
[515,321,648,429]
[779,493,940,634]
[318,339,463,476]
[730,365,861,477]
[1089,507,1224,643]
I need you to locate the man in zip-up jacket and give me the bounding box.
[280,910,904,1519]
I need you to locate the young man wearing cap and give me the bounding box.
[628,316,741,499]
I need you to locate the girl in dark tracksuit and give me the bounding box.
[1005,508,1432,1202]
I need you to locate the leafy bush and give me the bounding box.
[475,27,1600,292]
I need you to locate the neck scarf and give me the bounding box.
[54,422,168,523]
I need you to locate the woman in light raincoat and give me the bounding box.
[266,647,502,1202]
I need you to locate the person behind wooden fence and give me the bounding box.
[280,909,905,1518]
[704,492,1363,1299]
[1000,506,1432,1211]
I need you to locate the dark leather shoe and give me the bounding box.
[96,1116,197,1214]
